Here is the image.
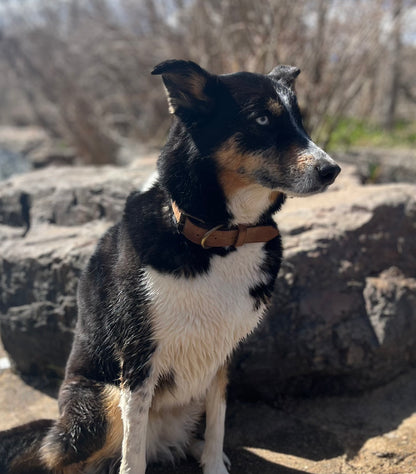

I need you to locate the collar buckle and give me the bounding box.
[201,225,224,249]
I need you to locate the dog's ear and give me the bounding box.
[152,59,215,118]
[268,65,301,90]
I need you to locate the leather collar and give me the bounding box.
[172,202,279,249]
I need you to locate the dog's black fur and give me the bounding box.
[0,59,340,474]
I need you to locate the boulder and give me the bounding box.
[1,160,416,399]
[0,162,155,229]
[333,148,416,184]
[0,126,76,171]
[231,182,416,399]
[0,149,30,182]
[0,126,49,157]
[0,162,154,378]
[0,222,111,377]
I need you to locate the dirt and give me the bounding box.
[1,347,416,474]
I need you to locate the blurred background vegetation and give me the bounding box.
[0,0,415,165]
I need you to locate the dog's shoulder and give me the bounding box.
[122,182,220,277]
[123,183,172,254]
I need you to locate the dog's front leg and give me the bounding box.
[201,365,230,474]
[119,378,154,474]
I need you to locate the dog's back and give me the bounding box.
[0,60,339,474]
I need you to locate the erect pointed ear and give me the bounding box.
[268,65,301,90]
[152,59,215,117]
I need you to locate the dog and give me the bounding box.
[0,59,340,474]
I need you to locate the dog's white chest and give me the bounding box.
[143,243,269,406]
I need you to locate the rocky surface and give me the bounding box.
[0,160,155,377]
[0,160,155,229]
[0,126,50,157]
[2,340,416,474]
[0,222,110,377]
[0,159,415,399]
[0,126,76,171]
[333,147,416,184]
[0,148,30,181]
[231,180,416,399]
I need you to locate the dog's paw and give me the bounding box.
[222,452,231,470]
[203,462,230,474]
[189,439,231,473]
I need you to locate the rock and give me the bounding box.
[0,222,111,377]
[0,163,155,230]
[0,126,76,170]
[324,161,361,190]
[0,162,154,378]
[4,341,416,474]
[28,143,76,169]
[333,148,416,184]
[0,126,49,157]
[230,183,416,399]
[364,267,416,350]
[0,369,59,431]
[0,160,415,399]
[0,148,30,181]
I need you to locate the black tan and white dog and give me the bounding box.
[0,60,340,474]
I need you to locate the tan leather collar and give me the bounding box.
[172,202,279,249]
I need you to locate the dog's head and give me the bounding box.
[152,60,340,221]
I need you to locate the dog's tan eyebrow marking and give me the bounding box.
[267,99,283,116]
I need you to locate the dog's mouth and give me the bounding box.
[215,136,341,200]
[253,158,341,196]
[252,143,341,196]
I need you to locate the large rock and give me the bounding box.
[0,161,155,229]
[0,126,76,171]
[0,161,415,399]
[334,148,416,184]
[0,222,111,377]
[0,162,154,377]
[231,183,416,399]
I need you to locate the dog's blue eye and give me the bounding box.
[255,116,269,126]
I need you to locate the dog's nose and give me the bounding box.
[316,162,341,185]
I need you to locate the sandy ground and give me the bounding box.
[1,336,416,474]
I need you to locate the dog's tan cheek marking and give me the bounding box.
[85,385,123,466]
[215,137,263,198]
[218,168,253,198]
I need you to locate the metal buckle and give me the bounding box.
[201,224,223,249]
